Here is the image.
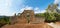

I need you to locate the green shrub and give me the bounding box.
[0,16,10,27]
[54,13,60,21]
[44,12,56,22]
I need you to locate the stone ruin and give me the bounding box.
[2,10,53,28]
[10,10,45,24]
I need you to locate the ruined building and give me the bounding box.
[10,9,45,24]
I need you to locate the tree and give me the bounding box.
[0,16,10,28]
[45,4,57,22]
[54,13,60,21]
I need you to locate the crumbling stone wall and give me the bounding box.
[10,10,45,24]
[10,10,36,24]
[18,10,36,24]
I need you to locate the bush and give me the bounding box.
[54,13,60,21]
[0,16,10,27]
[35,13,45,17]
[44,12,56,23]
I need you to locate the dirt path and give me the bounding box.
[2,23,53,28]
[47,22,60,28]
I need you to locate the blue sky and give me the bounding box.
[0,0,60,16]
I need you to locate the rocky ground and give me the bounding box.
[47,22,60,28]
[1,23,53,28]
[1,22,60,28]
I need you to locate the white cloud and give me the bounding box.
[58,7,60,9]
[0,0,46,16]
[34,7,46,13]
[54,0,60,10]
[0,0,25,16]
[34,7,40,13]
[34,7,40,11]
[40,10,46,13]
[54,0,60,4]
[24,6,33,10]
[19,6,46,14]
[0,0,13,16]
[19,6,33,13]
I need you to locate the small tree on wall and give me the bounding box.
[27,15,30,23]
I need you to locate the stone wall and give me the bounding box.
[10,10,45,24]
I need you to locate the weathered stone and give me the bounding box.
[10,10,45,24]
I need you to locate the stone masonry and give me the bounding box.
[10,10,45,24]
